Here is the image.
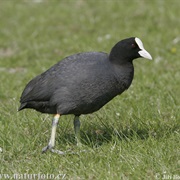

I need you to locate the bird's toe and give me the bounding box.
[42,145,65,155]
[50,149,65,155]
[42,145,50,153]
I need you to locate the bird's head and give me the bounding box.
[109,37,152,63]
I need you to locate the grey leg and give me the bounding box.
[73,116,81,146]
[42,114,64,154]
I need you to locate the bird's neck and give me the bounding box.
[112,62,134,90]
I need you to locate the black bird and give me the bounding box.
[19,37,152,154]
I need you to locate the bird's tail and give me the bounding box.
[18,102,27,111]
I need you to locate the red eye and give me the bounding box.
[131,43,136,48]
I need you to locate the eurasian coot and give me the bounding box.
[19,37,152,154]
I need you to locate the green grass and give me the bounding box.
[0,0,179,179]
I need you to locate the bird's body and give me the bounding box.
[18,37,152,154]
[19,52,134,115]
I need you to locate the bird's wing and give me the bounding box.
[20,52,109,103]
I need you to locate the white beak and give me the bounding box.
[135,37,152,60]
[138,49,152,60]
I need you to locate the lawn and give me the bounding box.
[0,0,179,179]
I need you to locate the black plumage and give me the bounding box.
[18,37,152,154]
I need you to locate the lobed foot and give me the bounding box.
[42,145,65,155]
